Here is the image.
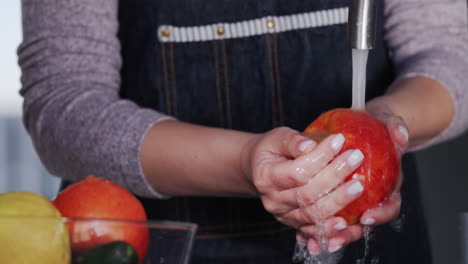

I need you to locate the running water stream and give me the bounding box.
[350,48,379,264]
[294,49,373,264]
[351,49,369,111]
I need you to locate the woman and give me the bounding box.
[18,0,468,263]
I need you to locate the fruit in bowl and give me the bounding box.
[304,108,400,224]
[0,192,70,264]
[53,176,149,263]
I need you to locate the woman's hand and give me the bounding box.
[295,76,456,254]
[293,102,410,255]
[357,100,409,226]
[366,101,409,155]
[242,127,366,236]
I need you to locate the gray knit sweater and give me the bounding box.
[18,0,468,197]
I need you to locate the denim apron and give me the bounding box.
[116,0,432,263]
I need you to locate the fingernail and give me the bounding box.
[298,140,315,152]
[329,244,343,253]
[328,238,344,253]
[334,222,347,231]
[363,218,376,225]
[347,149,364,167]
[331,134,345,151]
[399,125,409,142]
[347,180,364,196]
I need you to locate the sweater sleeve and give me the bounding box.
[18,0,172,198]
[384,0,468,150]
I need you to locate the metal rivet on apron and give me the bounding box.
[217,26,225,35]
[267,19,275,29]
[161,28,171,37]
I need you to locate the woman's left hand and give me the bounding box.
[298,101,410,255]
[360,100,409,226]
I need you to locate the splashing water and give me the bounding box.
[310,221,343,264]
[293,224,381,264]
[351,49,369,111]
[292,200,344,264]
[292,185,345,264]
[293,222,344,264]
[355,226,372,264]
[389,214,405,233]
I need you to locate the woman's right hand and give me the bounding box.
[242,127,366,248]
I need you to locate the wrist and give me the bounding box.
[367,76,454,147]
[239,133,262,197]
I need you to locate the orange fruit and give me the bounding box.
[53,176,149,263]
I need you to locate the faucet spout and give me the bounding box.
[348,0,377,50]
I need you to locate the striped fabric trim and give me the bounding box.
[158,7,348,43]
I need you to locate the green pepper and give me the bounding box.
[73,241,139,264]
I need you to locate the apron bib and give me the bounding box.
[116,0,431,262]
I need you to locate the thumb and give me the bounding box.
[385,116,409,155]
[365,100,409,155]
[270,127,318,159]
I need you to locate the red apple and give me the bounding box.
[53,176,149,263]
[304,108,400,225]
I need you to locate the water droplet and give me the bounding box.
[296,167,306,175]
[389,214,405,232]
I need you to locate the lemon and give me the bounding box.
[0,192,70,264]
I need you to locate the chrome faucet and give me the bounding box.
[347,0,378,50]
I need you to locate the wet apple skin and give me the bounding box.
[304,108,400,225]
